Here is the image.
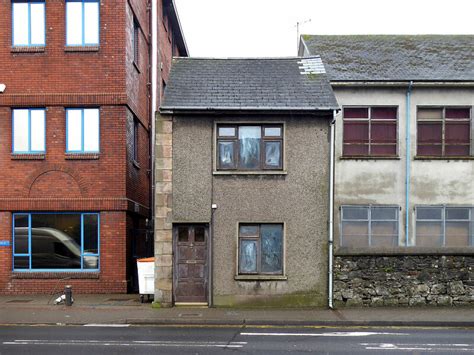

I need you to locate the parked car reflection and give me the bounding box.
[14,227,98,269]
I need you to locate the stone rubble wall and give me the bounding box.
[333,256,474,307]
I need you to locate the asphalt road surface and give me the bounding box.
[1,325,474,354]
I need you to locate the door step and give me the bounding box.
[174,302,208,307]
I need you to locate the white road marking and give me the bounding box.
[362,343,474,352]
[3,339,246,348]
[84,324,130,327]
[241,331,408,337]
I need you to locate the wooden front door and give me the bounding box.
[173,225,208,304]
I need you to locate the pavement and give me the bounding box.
[0,294,474,327]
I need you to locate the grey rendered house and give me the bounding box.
[154,57,339,307]
[300,35,474,306]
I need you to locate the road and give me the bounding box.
[1,325,474,354]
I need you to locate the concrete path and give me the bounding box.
[0,294,473,327]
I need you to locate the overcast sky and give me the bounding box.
[174,0,474,57]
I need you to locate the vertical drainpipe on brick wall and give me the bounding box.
[328,110,336,309]
[405,81,413,246]
[151,0,158,232]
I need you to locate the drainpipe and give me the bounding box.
[405,81,413,246]
[328,110,336,309]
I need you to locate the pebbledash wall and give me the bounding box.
[0,0,151,294]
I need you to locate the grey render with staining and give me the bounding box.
[301,35,474,306]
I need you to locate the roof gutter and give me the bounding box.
[160,106,340,114]
[331,81,474,87]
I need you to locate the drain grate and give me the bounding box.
[7,299,33,303]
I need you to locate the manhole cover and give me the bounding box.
[7,299,32,303]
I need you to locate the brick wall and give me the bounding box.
[0,0,151,294]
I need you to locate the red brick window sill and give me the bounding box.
[65,153,100,160]
[11,46,45,53]
[12,272,100,280]
[11,154,45,160]
[64,46,99,52]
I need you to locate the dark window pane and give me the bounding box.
[371,107,397,120]
[445,145,470,156]
[14,215,29,254]
[371,145,397,156]
[343,207,368,220]
[417,207,442,220]
[240,225,258,237]
[445,108,470,119]
[343,144,369,156]
[372,207,397,220]
[178,226,188,242]
[445,122,470,143]
[417,123,442,143]
[239,239,257,273]
[83,214,98,254]
[14,256,29,269]
[418,108,442,120]
[343,122,369,143]
[218,127,235,137]
[194,226,205,242]
[265,141,281,168]
[264,127,281,137]
[371,122,397,143]
[344,107,368,119]
[238,126,261,169]
[261,225,283,273]
[30,214,82,269]
[446,208,470,220]
[417,145,442,156]
[218,141,235,169]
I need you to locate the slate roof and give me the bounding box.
[160,57,339,112]
[301,35,474,81]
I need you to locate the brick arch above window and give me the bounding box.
[25,165,89,197]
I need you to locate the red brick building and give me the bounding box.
[0,0,187,294]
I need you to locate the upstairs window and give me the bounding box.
[66,0,99,46]
[416,206,474,247]
[217,124,283,171]
[343,106,398,157]
[12,1,45,46]
[417,107,471,157]
[340,205,399,247]
[132,17,139,65]
[12,108,46,154]
[66,108,99,153]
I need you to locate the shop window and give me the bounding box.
[13,213,100,271]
